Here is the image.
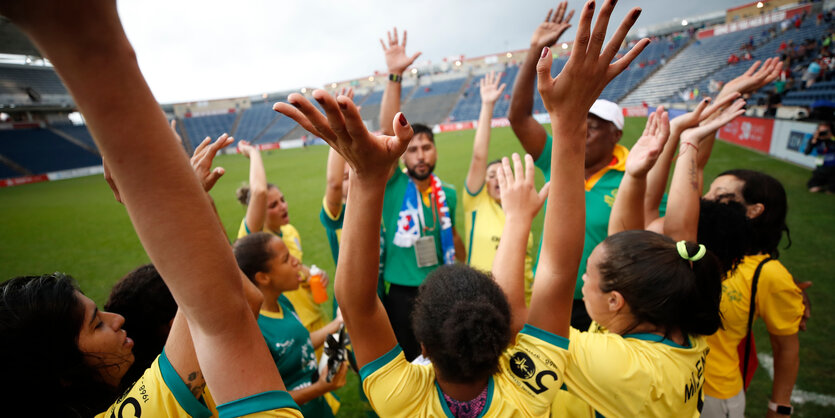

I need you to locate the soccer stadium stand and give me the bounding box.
[180,112,237,150]
[0,128,101,175]
[234,101,279,142]
[669,19,831,105]
[51,122,98,152]
[0,64,71,106]
[621,26,766,106]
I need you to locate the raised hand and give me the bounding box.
[496,153,550,222]
[680,99,746,148]
[670,93,741,133]
[537,0,648,119]
[480,72,506,105]
[274,91,413,180]
[191,133,234,192]
[720,57,782,99]
[379,27,421,75]
[530,2,575,50]
[237,139,257,159]
[626,107,669,178]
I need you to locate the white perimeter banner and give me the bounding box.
[769,120,821,169]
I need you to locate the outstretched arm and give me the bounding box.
[379,27,420,136]
[466,72,505,193]
[698,58,780,168]
[533,0,649,338]
[609,107,669,235]
[508,2,574,161]
[492,154,549,335]
[1,0,288,404]
[275,91,413,368]
[239,140,268,233]
[665,100,746,242]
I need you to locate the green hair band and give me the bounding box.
[677,241,706,262]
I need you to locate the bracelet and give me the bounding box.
[768,400,793,415]
[389,73,402,83]
[677,142,699,158]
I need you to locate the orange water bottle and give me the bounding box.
[309,265,328,304]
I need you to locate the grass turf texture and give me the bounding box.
[1,118,833,416]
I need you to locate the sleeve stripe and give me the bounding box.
[158,349,212,418]
[216,390,300,418]
[520,324,569,350]
[359,344,403,382]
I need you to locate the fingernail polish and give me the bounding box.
[588,1,595,10]
[338,100,348,109]
[315,96,324,104]
[541,46,549,58]
[399,113,408,126]
[633,8,642,19]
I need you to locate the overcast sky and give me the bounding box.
[117,0,752,104]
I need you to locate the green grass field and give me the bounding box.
[1,119,833,416]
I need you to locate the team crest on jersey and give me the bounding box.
[509,352,536,379]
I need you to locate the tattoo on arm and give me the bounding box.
[688,159,698,191]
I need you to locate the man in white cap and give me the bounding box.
[508,5,630,329]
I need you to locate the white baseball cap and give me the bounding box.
[589,99,624,131]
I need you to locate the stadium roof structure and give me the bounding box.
[0,17,41,57]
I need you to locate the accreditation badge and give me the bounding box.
[414,235,439,268]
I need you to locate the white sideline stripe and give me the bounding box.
[758,353,835,407]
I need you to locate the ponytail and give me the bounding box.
[599,231,723,338]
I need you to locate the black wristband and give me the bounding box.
[389,73,402,83]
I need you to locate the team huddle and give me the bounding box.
[0,1,807,418]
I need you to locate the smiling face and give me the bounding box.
[265,186,290,230]
[402,133,437,181]
[76,292,134,387]
[486,162,502,203]
[260,236,302,293]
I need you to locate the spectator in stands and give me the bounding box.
[233,232,347,417]
[462,71,536,304]
[0,0,302,415]
[510,3,649,332]
[805,122,835,193]
[375,27,466,361]
[778,40,788,53]
[728,53,740,65]
[236,140,331,358]
[802,58,822,88]
[742,50,753,61]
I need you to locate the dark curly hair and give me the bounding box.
[105,264,177,388]
[598,231,724,338]
[697,199,750,275]
[0,273,117,416]
[233,232,277,283]
[412,264,512,383]
[718,169,790,258]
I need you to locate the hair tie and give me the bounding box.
[677,241,706,262]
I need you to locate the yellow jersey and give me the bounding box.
[463,184,535,304]
[360,324,569,417]
[96,351,213,418]
[704,255,803,398]
[237,219,326,341]
[559,327,710,418]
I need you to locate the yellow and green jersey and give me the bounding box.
[237,219,327,347]
[553,326,709,418]
[462,183,534,304]
[360,324,568,417]
[704,255,803,399]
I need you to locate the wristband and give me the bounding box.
[768,400,792,415]
[389,73,402,83]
